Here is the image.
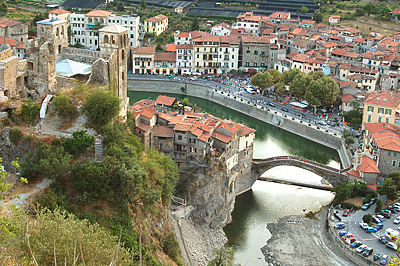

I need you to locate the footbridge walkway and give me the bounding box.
[252,156,349,189]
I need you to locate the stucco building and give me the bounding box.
[362,91,400,126]
[144,14,168,37]
[0,17,28,44]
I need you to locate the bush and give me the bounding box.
[162,233,183,264]
[341,202,360,210]
[9,128,23,144]
[363,194,372,204]
[345,136,355,145]
[363,213,372,224]
[19,98,40,125]
[84,90,121,129]
[62,130,94,156]
[52,94,77,118]
[375,199,383,212]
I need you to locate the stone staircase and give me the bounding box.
[94,138,104,162]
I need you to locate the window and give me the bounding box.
[389,151,392,156]
[386,109,392,115]
[368,115,371,122]
[386,118,390,123]
[378,117,382,123]
[367,106,374,112]
[393,160,397,166]
[378,108,384,114]
[178,135,182,140]
[394,151,397,157]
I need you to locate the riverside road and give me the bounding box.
[128,75,345,135]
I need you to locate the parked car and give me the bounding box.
[363,247,373,257]
[394,216,400,224]
[361,203,370,210]
[360,223,369,230]
[377,214,385,221]
[318,121,327,126]
[351,241,362,248]
[343,209,350,217]
[366,227,378,233]
[386,242,398,250]
[281,108,288,112]
[356,244,368,253]
[375,223,384,230]
[381,212,391,219]
[334,222,345,229]
[380,255,388,265]
[339,231,348,237]
[379,236,387,244]
[382,209,392,215]
[372,216,382,224]
[370,198,377,205]
[373,253,381,261]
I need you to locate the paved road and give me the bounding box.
[128,75,345,135]
[334,202,398,261]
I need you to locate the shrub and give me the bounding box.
[375,199,383,212]
[62,130,94,156]
[9,128,23,144]
[362,213,372,224]
[84,90,120,129]
[19,98,40,125]
[162,233,182,263]
[341,202,360,210]
[52,94,77,118]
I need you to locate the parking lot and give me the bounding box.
[332,201,399,264]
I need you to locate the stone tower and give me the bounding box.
[98,24,129,116]
[0,39,21,99]
[27,18,68,95]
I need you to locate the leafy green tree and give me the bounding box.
[388,172,400,189]
[313,13,323,23]
[378,178,398,200]
[208,246,235,266]
[289,73,308,97]
[52,94,77,118]
[84,90,121,129]
[19,98,40,125]
[345,136,355,145]
[0,2,8,14]
[351,180,367,197]
[266,69,282,84]
[191,17,199,31]
[274,82,286,97]
[140,0,146,9]
[333,182,352,204]
[300,5,309,13]
[375,199,383,212]
[250,72,273,92]
[282,68,302,85]
[363,213,372,224]
[62,130,95,156]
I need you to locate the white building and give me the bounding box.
[176,43,193,75]
[217,35,239,73]
[210,23,232,36]
[70,10,140,49]
[174,31,191,45]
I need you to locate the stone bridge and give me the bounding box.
[252,156,349,188]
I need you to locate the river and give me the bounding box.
[128,91,339,265]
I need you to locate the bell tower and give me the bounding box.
[99,24,128,116]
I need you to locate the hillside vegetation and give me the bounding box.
[0,84,183,265]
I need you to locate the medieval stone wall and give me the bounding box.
[62,47,101,64]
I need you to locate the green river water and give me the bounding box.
[129,91,339,265]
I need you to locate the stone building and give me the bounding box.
[0,18,28,44]
[0,41,25,99]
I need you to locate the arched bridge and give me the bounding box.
[252,156,349,190]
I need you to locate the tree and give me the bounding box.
[62,130,95,157]
[375,199,383,212]
[191,17,199,31]
[349,99,360,110]
[281,68,302,85]
[351,180,367,197]
[362,213,372,224]
[313,13,323,23]
[274,82,286,97]
[0,2,8,14]
[84,89,121,129]
[19,98,40,125]
[388,172,400,189]
[208,247,235,266]
[300,5,309,13]
[345,136,355,145]
[140,0,146,9]
[289,73,308,97]
[250,72,273,92]
[378,178,398,200]
[266,69,282,84]
[332,182,352,204]
[52,94,77,118]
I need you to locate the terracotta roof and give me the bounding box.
[85,10,112,17]
[145,14,168,23]
[131,46,155,54]
[292,53,309,62]
[0,17,21,27]
[239,125,256,136]
[155,95,176,106]
[192,32,220,43]
[359,156,380,174]
[212,131,231,143]
[292,38,314,48]
[364,123,400,135]
[241,35,272,44]
[155,52,176,62]
[49,8,70,14]
[301,20,315,25]
[176,44,193,49]
[137,122,152,132]
[347,169,360,178]
[367,184,377,192]
[140,107,156,119]
[393,8,400,15]
[342,94,355,102]
[153,125,174,137]
[198,132,211,142]
[173,123,192,131]
[364,91,400,108]
[176,31,190,38]
[322,42,338,48]
[330,15,341,19]
[271,12,290,19]
[166,44,177,52]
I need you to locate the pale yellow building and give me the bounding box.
[144,14,168,37]
[49,8,71,22]
[363,90,400,127]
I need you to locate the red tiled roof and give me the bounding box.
[212,131,231,143]
[153,125,174,137]
[49,8,70,14]
[131,46,155,54]
[137,122,152,132]
[155,95,176,106]
[176,44,193,49]
[166,44,177,52]
[155,52,176,62]
[330,15,341,19]
[145,14,168,23]
[140,107,156,119]
[342,94,355,102]
[176,31,190,38]
[0,17,21,27]
[85,10,112,17]
[173,123,192,131]
[347,169,360,178]
[364,91,400,108]
[359,156,380,174]
[367,184,377,192]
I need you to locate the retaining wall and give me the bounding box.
[128,79,351,168]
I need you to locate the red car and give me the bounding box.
[343,209,350,217]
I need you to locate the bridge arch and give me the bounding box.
[252,156,349,189]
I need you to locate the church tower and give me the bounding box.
[99,24,128,116]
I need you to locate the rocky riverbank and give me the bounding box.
[261,209,356,266]
[170,206,227,266]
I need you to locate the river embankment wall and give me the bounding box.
[128,79,351,168]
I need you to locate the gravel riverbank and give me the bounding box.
[261,208,357,266]
[170,206,227,266]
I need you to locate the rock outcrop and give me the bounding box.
[87,58,109,86]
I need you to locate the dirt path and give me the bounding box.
[261,209,357,266]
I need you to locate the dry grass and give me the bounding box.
[344,197,364,207]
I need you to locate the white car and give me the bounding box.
[377,214,385,221]
[318,121,327,126]
[394,216,400,224]
[359,223,369,230]
[356,244,367,253]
